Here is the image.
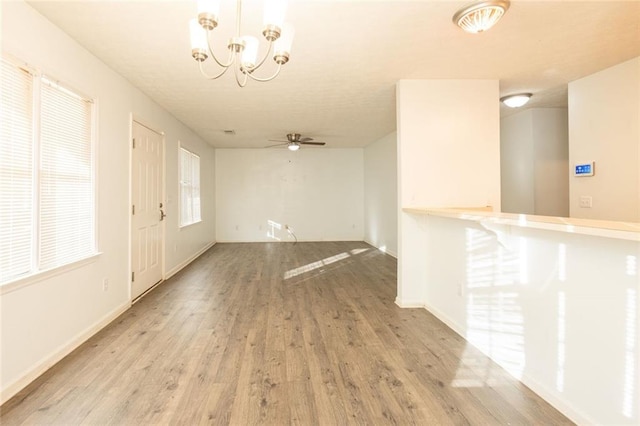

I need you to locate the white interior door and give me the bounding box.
[131,121,164,300]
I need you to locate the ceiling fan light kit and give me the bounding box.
[501,93,532,108]
[190,0,294,87]
[453,0,510,34]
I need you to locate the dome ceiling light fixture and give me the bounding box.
[501,93,532,108]
[189,0,295,87]
[453,0,510,34]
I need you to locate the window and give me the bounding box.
[179,146,201,227]
[0,57,95,285]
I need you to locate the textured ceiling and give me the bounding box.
[26,0,640,148]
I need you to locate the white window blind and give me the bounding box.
[0,60,34,283]
[179,146,201,227]
[39,78,94,270]
[0,58,95,285]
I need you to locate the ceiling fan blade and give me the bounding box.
[298,137,314,142]
[264,142,288,148]
[268,139,288,143]
[300,141,326,146]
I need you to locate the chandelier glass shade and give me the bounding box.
[189,0,294,87]
[453,0,510,34]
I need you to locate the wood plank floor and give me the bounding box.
[1,242,572,425]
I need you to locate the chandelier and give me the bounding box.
[189,0,294,87]
[453,1,510,34]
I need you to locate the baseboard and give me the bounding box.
[0,300,130,405]
[394,297,425,308]
[518,371,594,425]
[363,239,398,258]
[214,238,364,243]
[422,301,465,336]
[421,302,593,426]
[164,241,215,280]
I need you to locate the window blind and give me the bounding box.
[192,152,201,223]
[39,78,94,270]
[0,60,34,283]
[179,146,201,226]
[0,57,95,285]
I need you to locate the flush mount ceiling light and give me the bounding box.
[190,0,294,87]
[500,93,532,108]
[453,0,510,34]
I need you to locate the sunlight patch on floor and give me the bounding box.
[284,252,350,279]
[283,248,370,280]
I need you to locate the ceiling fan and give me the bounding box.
[266,133,326,151]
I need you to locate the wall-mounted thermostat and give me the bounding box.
[574,161,595,177]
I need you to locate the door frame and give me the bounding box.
[129,115,166,302]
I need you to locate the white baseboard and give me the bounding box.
[517,371,594,425]
[423,301,464,336]
[164,241,215,280]
[364,239,397,258]
[1,300,130,405]
[394,297,425,308]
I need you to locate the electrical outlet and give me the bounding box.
[102,278,109,292]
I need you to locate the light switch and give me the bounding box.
[579,196,592,208]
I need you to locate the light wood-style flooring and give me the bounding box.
[1,242,572,425]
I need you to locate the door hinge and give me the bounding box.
[132,272,135,282]
[132,204,135,215]
[132,138,136,149]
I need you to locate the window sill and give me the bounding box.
[0,252,102,296]
[179,220,202,230]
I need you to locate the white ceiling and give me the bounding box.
[26,0,640,149]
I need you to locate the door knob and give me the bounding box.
[160,209,166,221]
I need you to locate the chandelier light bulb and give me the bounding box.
[263,0,288,29]
[197,0,221,30]
[241,36,259,69]
[189,19,208,61]
[274,22,294,61]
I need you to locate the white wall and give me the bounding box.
[415,214,639,425]
[364,132,397,257]
[397,80,501,210]
[396,79,501,306]
[216,148,363,242]
[501,111,535,214]
[1,1,215,403]
[569,57,640,222]
[501,108,569,217]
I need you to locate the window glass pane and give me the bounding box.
[0,60,34,283]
